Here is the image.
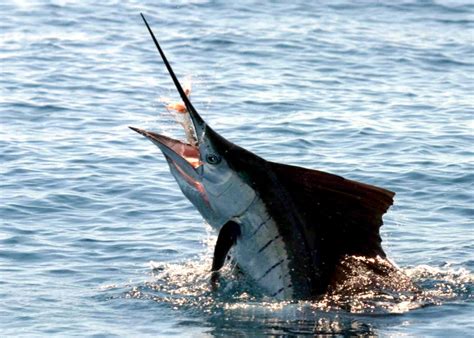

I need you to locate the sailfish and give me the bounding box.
[130,14,413,300]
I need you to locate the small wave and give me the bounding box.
[404,264,473,301]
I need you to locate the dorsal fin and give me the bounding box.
[269,161,395,259]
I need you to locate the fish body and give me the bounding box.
[131,14,414,300]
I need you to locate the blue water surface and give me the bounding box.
[1,0,473,336]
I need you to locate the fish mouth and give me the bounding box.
[129,126,202,171]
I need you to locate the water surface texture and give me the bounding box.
[1,0,473,336]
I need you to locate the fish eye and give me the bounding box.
[206,153,221,165]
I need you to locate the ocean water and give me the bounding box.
[1,0,473,336]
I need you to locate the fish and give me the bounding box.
[130,14,415,300]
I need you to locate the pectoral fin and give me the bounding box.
[211,221,241,272]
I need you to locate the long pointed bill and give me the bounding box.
[129,126,202,180]
[140,13,206,141]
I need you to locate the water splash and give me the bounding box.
[111,256,469,334]
[121,256,472,319]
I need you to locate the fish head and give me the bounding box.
[130,119,256,229]
[131,14,257,229]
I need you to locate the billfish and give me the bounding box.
[131,14,412,300]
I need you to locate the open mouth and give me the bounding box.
[129,126,202,169]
